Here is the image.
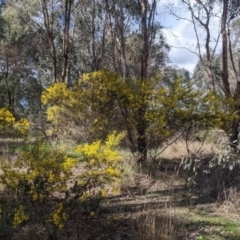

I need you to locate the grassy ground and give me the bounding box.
[99,138,240,240]
[99,163,240,240]
[2,136,240,239]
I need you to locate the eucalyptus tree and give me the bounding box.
[0,2,34,115]
[72,0,109,74]
[103,0,167,160]
[193,56,222,91]
[180,0,240,147]
[0,0,170,159]
[73,0,168,159]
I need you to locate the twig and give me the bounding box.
[150,122,196,163]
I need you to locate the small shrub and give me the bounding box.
[181,139,240,200]
[0,108,29,136]
[0,132,125,235]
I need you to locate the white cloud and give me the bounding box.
[155,1,198,72]
[164,22,199,73]
[156,0,221,73]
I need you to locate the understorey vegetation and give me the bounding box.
[1,0,240,239]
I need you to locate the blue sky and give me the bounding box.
[157,1,199,73]
[156,0,222,73]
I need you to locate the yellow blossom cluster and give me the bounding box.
[51,203,68,229]
[0,108,29,135]
[41,82,71,105]
[1,131,125,229]
[1,142,75,204]
[0,108,15,126]
[13,205,29,228]
[75,131,125,199]
[41,70,233,157]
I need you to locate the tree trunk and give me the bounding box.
[40,0,57,83]
[230,120,239,149]
[137,0,148,162]
[221,0,239,148]
[119,104,137,153]
[136,104,147,162]
[106,0,136,151]
[141,0,148,82]
[221,0,231,98]
[118,0,129,80]
[230,81,240,149]
[61,0,72,84]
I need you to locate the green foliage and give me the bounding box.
[41,70,123,138]
[181,134,240,199]
[0,132,125,229]
[2,3,30,42]
[41,70,233,149]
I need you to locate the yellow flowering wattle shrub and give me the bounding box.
[13,118,30,135]
[41,70,232,155]
[75,131,125,198]
[0,108,29,135]
[0,108,15,126]
[41,82,71,105]
[41,71,123,139]
[0,132,124,229]
[13,205,29,229]
[39,70,234,160]
[1,141,74,203]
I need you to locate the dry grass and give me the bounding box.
[217,187,240,215]
[134,208,176,240]
[157,139,220,160]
